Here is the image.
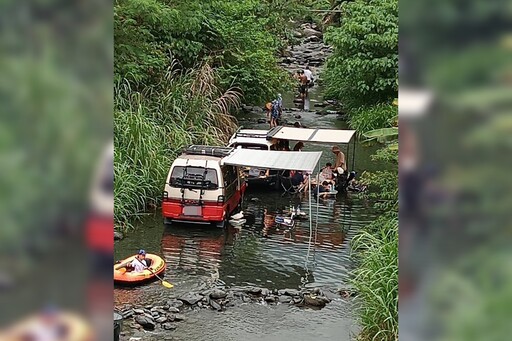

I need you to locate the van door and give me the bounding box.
[221,165,238,200]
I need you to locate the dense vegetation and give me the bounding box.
[321,0,398,339]
[114,0,305,229]
[324,0,398,132]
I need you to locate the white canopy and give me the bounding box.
[221,149,322,173]
[268,127,356,144]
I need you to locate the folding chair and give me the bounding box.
[280,171,300,195]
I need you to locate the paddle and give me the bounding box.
[134,257,173,289]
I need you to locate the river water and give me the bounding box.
[114,95,386,340]
[114,46,389,339]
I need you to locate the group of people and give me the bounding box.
[288,145,351,197]
[296,66,315,100]
[265,93,283,128]
[264,66,315,128]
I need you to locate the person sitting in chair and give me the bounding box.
[291,170,309,192]
[315,181,333,198]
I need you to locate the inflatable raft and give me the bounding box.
[114,253,166,285]
[0,311,93,341]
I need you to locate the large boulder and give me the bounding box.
[179,293,203,305]
[210,289,227,299]
[162,322,177,331]
[166,299,184,309]
[135,315,155,330]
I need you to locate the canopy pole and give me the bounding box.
[305,170,313,276]
[315,161,320,250]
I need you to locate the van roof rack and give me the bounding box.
[184,145,234,158]
[234,130,268,139]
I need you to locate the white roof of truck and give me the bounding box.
[228,129,272,147]
[222,149,322,173]
[267,126,356,144]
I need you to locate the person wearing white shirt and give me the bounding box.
[303,66,314,85]
[115,249,148,273]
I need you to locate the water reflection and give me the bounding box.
[115,191,375,309]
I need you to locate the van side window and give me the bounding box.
[222,166,237,186]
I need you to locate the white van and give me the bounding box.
[162,145,246,227]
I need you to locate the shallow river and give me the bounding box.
[115,84,387,340]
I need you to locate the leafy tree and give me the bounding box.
[323,0,398,110]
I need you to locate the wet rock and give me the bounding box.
[133,309,144,315]
[265,295,277,303]
[114,231,124,240]
[210,300,222,311]
[257,118,267,124]
[130,323,141,330]
[122,310,134,318]
[247,287,262,295]
[179,293,203,305]
[210,289,227,299]
[250,197,260,202]
[293,297,303,304]
[135,315,155,330]
[162,305,170,311]
[151,311,159,318]
[278,289,300,296]
[278,295,293,304]
[156,316,167,323]
[293,31,303,38]
[261,288,270,296]
[293,114,301,119]
[303,294,329,308]
[312,288,321,295]
[168,307,180,313]
[197,302,203,308]
[162,322,177,331]
[174,314,186,322]
[242,295,252,303]
[314,103,327,108]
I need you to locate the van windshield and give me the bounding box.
[169,166,219,190]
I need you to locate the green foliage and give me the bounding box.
[352,217,398,341]
[323,0,398,110]
[114,63,240,230]
[349,103,397,133]
[114,0,304,103]
[352,131,398,339]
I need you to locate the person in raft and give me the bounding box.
[116,249,149,273]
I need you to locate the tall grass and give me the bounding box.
[350,129,398,340]
[348,103,397,133]
[352,215,398,340]
[114,62,240,230]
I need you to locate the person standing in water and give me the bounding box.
[296,70,308,100]
[303,66,314,87]
[276,93,283,125]
[331,145,347,172]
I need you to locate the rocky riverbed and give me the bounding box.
[117,284,356,339]
[114,21,376,341]
[239,22,346,126]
